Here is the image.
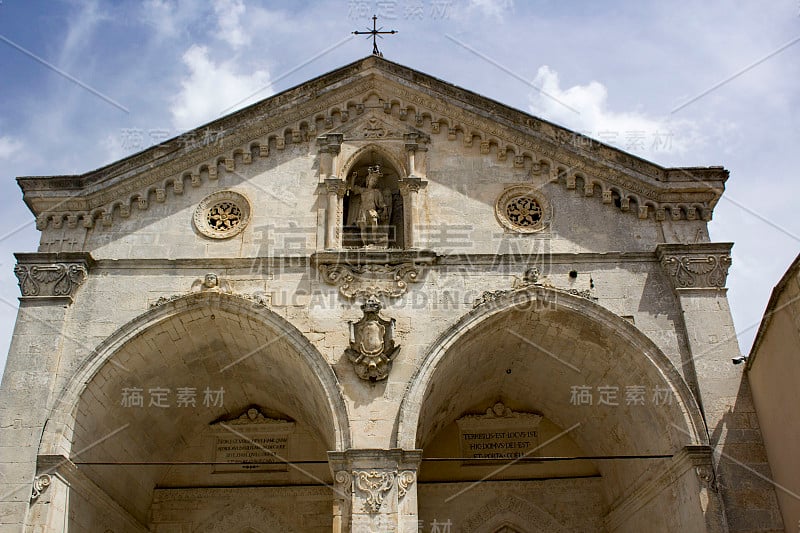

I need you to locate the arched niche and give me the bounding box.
[341,145,406,249]
[39,292,350,529]
[397,287,711,531]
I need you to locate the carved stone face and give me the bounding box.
[247,408,258,420]
[366,173,379,188]
[204,273,218,288]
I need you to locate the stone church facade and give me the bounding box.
[0,56,784,532]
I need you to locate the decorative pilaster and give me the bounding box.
[656,243,782,530]
[332,470,352,533]
[13,252,93,304]
[328,449,422,533]
[398,177,427,249]
[1,253,94,529]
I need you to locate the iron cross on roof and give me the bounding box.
[352,15,398,57]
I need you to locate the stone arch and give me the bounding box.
[396,286,708,522]
[42,291,351,457]
[39,291,350,527]
[396,287,705,451]
[340,142,408,179]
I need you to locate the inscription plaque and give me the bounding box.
[208,407,295,473]
[456,402,542,463]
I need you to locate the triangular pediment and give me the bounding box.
[19,55,728,230]
[330,109,428,142]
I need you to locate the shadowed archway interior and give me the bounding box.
[64,293,346,529]
[401,290,708,531]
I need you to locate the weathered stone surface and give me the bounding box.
[0,55,779,532]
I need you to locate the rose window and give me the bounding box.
[506,196,542,227]
[495,186,550,233]
[194,191,251,239]
[207,202,242,231]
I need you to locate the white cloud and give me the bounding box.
[171,45,271,131]
[142,0,180,38]
[529,66,702,161]
[213,0,250,49]
[468,0,514,19]
[0,136,23,160]
[59,0,109,67]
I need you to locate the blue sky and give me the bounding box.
[0,0,799,373]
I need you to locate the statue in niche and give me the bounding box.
[346,165,390,247]
[344,164,404,248]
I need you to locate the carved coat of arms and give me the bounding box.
[346,297,400,381]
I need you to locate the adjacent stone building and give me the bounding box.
[0,55,785,532]
[747,253,800,532]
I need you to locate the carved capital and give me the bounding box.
[324,178,347,197]
[398,176,427,195]
[317,133,344,154]
[403,132,430,151]
[14,252,93,304]
[657,243,732,291]
[327,449,422,514]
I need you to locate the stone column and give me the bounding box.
[329,449,422,533]
[0,252,92,532]
[324,179,347,250]
[398,178,427,250]
[318,134,345,251]
[657,243,784,531]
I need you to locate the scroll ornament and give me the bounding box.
[14,263,87,298]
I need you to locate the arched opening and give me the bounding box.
[397,288,709,532]
[342,147,405,249]
[41,292,349,532]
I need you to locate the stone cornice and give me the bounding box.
[18,56,728,231]
[84,251,662,271]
